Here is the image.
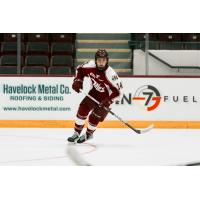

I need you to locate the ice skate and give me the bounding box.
[77,133,93,144]
[67,132,80,144]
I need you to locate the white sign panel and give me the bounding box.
[111,77,200,121]
[0,77,83,120]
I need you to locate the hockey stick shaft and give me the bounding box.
[107,109,140,133]
[109,109,154,134]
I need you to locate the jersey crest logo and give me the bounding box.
[91,78,105,92]
[89,73,105,92]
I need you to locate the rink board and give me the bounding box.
[0,76,200,128]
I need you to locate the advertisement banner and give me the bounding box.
[112,77,200,121]
[0,77,79,120]
[0,77,200,128]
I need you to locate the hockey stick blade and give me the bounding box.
[136,124,154,134]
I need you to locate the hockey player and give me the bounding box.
[68,49,123,144]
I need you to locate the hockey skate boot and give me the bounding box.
[77,133,93,144]
[67,132,80,143]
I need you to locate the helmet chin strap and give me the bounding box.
[96,64,108,72]
[95,59,109,72]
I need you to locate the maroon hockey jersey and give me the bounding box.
[74,60,123,103]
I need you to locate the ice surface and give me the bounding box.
[0,128,200,165]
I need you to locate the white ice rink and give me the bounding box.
[0,128,200,165]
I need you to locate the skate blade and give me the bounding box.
[68,141,78,145]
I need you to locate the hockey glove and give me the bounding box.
[99,97,113,109]
[72,79,83,93]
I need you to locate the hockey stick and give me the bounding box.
[81,90,154,134]
[67,145,92,166]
